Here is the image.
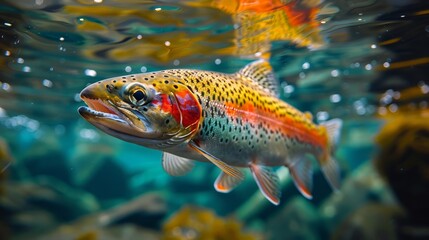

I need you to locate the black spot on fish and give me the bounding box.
[106,84,114,93]
[186,86,194,93]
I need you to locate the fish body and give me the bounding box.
[78,60,341,205]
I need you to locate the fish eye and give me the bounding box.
[123,83,152,106]
[130,89,147,106]
[132,90,146,102]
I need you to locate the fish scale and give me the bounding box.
[161,68,324,154]
[78,60,342,205]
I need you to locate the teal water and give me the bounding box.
[1,0,429,239]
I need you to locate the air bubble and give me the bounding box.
[84,69,97,77]
[388,104,398,113]
[2,83,11,91]
[316,111,329,121]
[302,62,310,69]
[42,79,53,88]
[331,69,339,77]
[383,62,390,68]
[22,66,31,72]
[365,64,372,70]
[329,94,341,103]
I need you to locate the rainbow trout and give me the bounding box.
[78,60,341,205]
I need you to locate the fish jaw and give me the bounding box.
[78,82,162,144]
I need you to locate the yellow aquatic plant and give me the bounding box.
[162,206,259,240]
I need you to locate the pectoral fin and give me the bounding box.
[189,141,244,180]
[249,163,281,205]
[214,171,244,193]
[162,152,194,176]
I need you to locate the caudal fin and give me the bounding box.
[319,118,342,190]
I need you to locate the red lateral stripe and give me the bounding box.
[224,101,326,148]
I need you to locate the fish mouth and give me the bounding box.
[78,98,126,124]
[79,98,131,132]
[78,82,170,148]
[78,97,154,141]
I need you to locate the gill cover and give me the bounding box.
[154,82,202,146]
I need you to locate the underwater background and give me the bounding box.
[1,0,429,239]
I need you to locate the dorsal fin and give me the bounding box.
[238,60,280,97]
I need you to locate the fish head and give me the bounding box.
[78,73,202,148]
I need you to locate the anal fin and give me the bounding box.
[162,152,194,176]
[249,163,281,205]
[214,171,244,193]
[321,156,340,191]
[288,155,313,199]
[189,141,244,180]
